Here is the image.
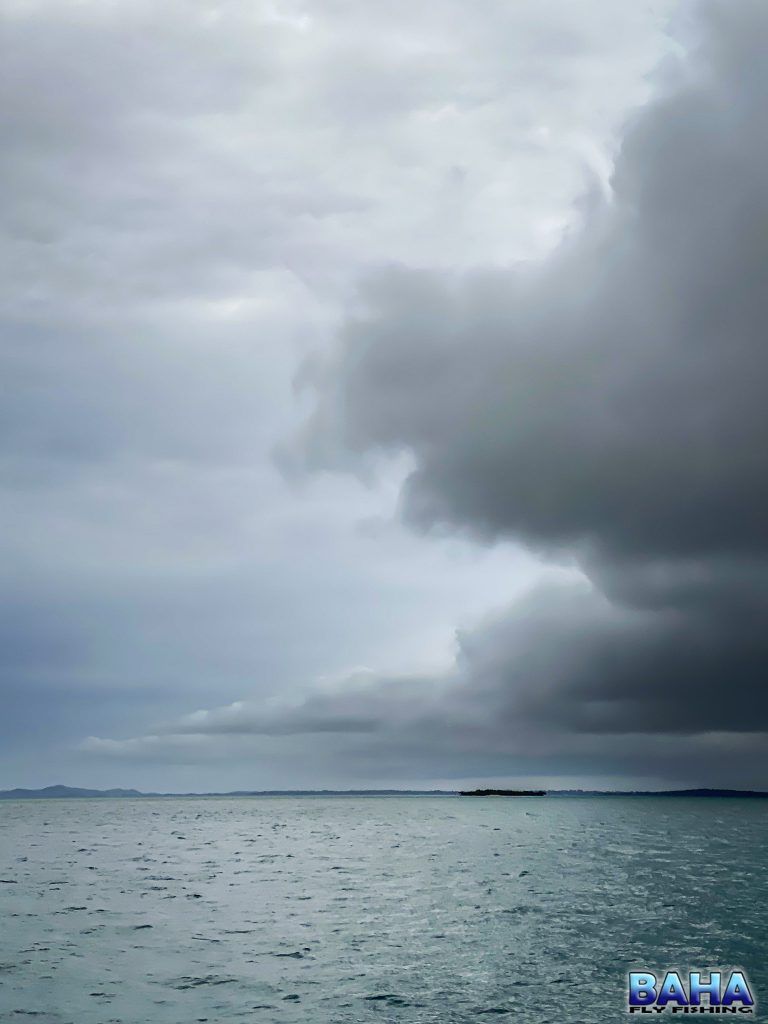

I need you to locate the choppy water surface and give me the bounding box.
[1,796,766,1023]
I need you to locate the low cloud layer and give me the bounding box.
[91,0,768,787]
[85,576,768,788]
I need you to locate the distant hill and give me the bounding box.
[0,785,146,799]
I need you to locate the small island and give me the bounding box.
[459,789,546,797]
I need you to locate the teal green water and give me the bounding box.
[0,797,766,1022]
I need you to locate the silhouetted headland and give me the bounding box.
[459,788,547,797]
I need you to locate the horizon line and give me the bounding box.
[2,784,768,799]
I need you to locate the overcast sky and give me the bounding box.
[3,0,764,792]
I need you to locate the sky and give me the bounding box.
[2,0,765,792]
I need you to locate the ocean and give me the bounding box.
[1,796,766,1023]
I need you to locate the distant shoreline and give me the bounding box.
[2,785,768,800]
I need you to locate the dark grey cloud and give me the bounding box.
[269,0,768,782]
[297,1,768,565]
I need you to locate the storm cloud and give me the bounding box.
[271,0,768,781]
[298,2,768,565]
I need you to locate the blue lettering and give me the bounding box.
[630,973,658,1006]
[658,972,689,1006]
[722,972,754,1007]
[690,972,721,1005]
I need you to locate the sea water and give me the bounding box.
[1,796,766,1023]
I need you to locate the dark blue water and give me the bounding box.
[1,796,766,1022]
